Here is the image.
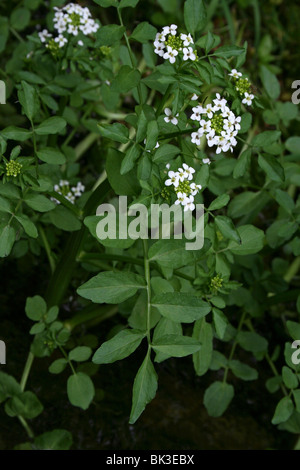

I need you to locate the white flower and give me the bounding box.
[166,163,170,170]
[78,40,84,46]
[55,34,68,48]
[202,158,211,165]
[163,46,178,64]
[204,104,214,119]
[180,33,193,46]
[155,32,166,42]
[242,92,254,106]
[38,29,52,43]
[190,183,199,196]
[191,131,201,146]
[175,192,188,205]
[183,196,195,212]
[165,171,180,187]
[183,46,196,61]
[191,93,199,101]
[191,105,203,121]
[169,24,178,35]
[154,40,165,57]
[164,108,179,125]
[229,69,242,79]
[199,119,212,134]
[182,163,195,181]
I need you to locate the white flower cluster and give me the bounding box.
[52,180,85,205]
[229,69,255,106]
[190,93,241,154]
[164,108,179,125]
[154,25,196,64]
[165,164,201,212]
[38,3,99,49]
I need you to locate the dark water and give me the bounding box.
[0,258,295,450]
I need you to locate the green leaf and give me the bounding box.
[95,25,125,46]
[293,390,300,413]
[145,121,159,150]
[37,148,66,165]
[1,126,32,141]
[16,214,38,238]
[0,225,15,257]
[98,123,129,143]
[49,206,81,232]
[48,359,68,374]
[69,346,92,362]
[35,117,67,135]
[106,148,140,196]
[10,8,30,31]
[152,334,200,357]
[148,239,195,269]
[214,45,244,57]
[24,193,55,212]
[121,144,141,175]
[0,195,12,213]
[272,397,294,425]
[215,215,241,244]
[93,0,118,6]
[285,137,300,155]
[258,154,285,183]
[152,317,182,362]
[0,372,21,399]
[92,329,144,364]
[67,372,94,410]
[119,0,139,7]
[237,331,268,354]
[252,130,281,148]
[229,360,258,381]
[130,22,157,43]
[34,429,73,450]
[7,391,43,419]
[111,66,141,93]
[192,318,213,376]
[77,271,146,304]
[212,307,228,339]
[282,366,298,389]
[29,323,45,335]
[184,0,207,36]
[286,321,300,341]
[153,144,180,162]
[152,293,211,323]
[129,352,158,424]
[260,65,280,100]
[228,225,265,255]
[233,148,251,179]
[204,381,234,417]
[25,295,47,321]
[208,194,230,211]
[18,81,38,120]
[239,112,252,134]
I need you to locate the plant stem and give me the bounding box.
[143,240,152,343]
[223,311,246,383]
[18,416,35,440]
[39,226,56,274]
[284,257,300,283]
[20,351,35,392]
[117,7,143,104]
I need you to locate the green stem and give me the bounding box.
[18,416,35,440]
[143,240,152,343]
[223,311,246,383]
[10,27,24,43]
[20,351,35,392]
[59,345,76,375]
[39,226,56,274]
[117,7,143,104]
[284,257,300,283]
[64,305,118,332]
